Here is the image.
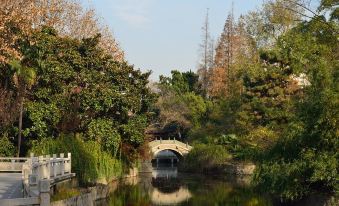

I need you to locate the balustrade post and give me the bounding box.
[39,179,50,206]
[46,155,51,180]
[52,154,57,177]
[160,137,162,144]
[60,153,65,175]
[173,137,175,143]
[67,153,71,173]
[11,159,15,171]
[38,156,44,180]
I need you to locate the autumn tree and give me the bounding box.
[0,0,125,156]
[0,0,124,64]
[209,10,257,99]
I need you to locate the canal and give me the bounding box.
[95,150,337,206]
[96,150,274,206]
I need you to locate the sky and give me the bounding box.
[80,0,265,80]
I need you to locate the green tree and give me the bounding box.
[253,6,338,199]
[1,26,155,161]
[159,70,201,95]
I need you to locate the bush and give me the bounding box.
[0,133,15,156]
[30,133,122,185]
[253,149,338,200]
[180,144,231,172]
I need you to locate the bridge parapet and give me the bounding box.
[0,157,29,172]
[0,153,75,206]
[22,153,75,197]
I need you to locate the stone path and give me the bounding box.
[0,173,23,199]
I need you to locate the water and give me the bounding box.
[97,164,275,206]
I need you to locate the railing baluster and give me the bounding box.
[38,156,43,180]
[67,153,72,174]
[1,151,73,204]
[52,154,57,177]
[46,155,51,180]
[60,153,65,175]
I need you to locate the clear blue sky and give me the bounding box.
[81,0,264,80]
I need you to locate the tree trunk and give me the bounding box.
[17,95,24,157]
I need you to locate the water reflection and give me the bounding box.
[152,167,177,178]
[98,162,275,206]
[151,187,192,205]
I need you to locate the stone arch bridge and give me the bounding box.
[148,139,192,157]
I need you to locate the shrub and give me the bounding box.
[180,144,231,172]
[30,133,122,185]
[0,133,15,156]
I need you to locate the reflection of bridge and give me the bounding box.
[138,173,192,205]
[151,187,192,205]
[149,139,193,157]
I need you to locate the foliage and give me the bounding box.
[253,11,339,200]
[87,118,121,157]
[0,0,124,64]
[121,115,148,147]
[159,70,201,95]
[30,134,123,185]
[0,133,15,156]
[237,52,299,133]
[180,144,231,172]
[0,26,155,160]
[155,70,207,139]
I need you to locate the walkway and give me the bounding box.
[0,173,22,199]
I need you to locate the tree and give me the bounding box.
[210,11,257,99]
[159,70,201,95]
[0,0,124,65]
[236,50,300,150]
[244,0,305,48]
[253,3,338,198]
[156,70,207,139]
[0,26,154,160]
[197,9,214,97]
[9,59,36,156]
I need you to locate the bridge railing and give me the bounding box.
[1,153,75,206]
[22,153,74,197]
[150,138,192,149]
[0,157,29,172]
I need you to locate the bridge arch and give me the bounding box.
[149,139,192,158]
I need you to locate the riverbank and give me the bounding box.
[51,168,138,206]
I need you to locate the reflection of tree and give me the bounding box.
[106,184,150,206]
[187,181,272,206]
[104,175,273,206]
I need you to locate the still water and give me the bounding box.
[97,164,275,206]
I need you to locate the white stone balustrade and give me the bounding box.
[1,153,74,206]
[22,153,74,205]
[0,157,29,172]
